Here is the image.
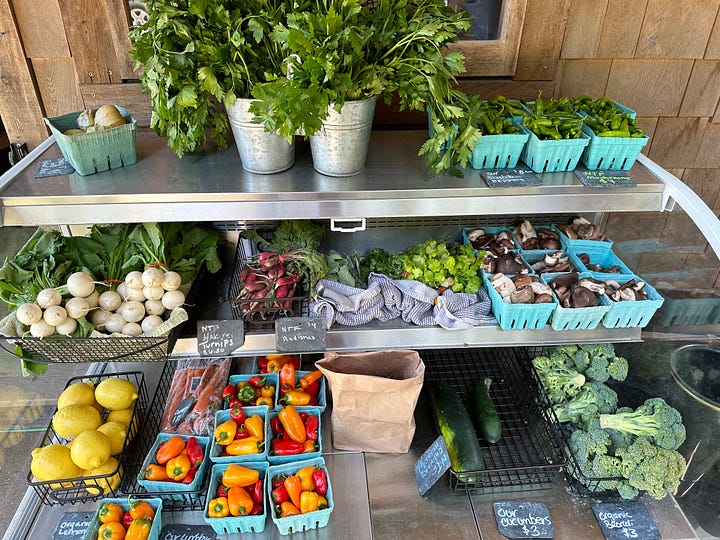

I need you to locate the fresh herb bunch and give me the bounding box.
[360,247,405,282]
[130,0,299,157]
[402,239,484,293]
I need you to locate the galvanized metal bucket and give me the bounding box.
[310,96,377,177]
[227,98,295,174]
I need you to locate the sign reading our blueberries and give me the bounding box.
[197,320,243,357]
[481,168,541,188]
[593,501,660,540]
[275,317,326,353]
[493,501,554,539]
[160,524,216,539]
[414,435,452,495]
[574,169,636,188]
[52,511,92,539]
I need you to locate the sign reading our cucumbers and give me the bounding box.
[415,435,452,495]
[160,524,216,540]
[275,317,326,353]
[493,501,554,539]
[197,320,243,357]
[592,501,659,540]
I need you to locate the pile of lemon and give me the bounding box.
[30,377,139,494]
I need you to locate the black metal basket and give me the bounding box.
[423,347,567,493]
[228,235,307,329]
[26,370,148,505]
[561,436,630,500]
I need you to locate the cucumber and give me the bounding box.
[429,381,484,478]
[473,377,502,443]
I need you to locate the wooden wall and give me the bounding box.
[0,0,718,288]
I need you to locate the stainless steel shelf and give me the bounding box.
[0,130,666,226]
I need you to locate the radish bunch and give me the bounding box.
[234,251,303,318]
[15,267,186,338]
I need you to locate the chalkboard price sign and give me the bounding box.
[481,168,541,188]
[160,524,217,539]
[197,320,243,357]
[493,501,554,539]
[574,169,636,188]
[35,157,75,178]
[414,435,452,495]
[52,511,93,539]
[593,501,660,540]
[275,317,326,353]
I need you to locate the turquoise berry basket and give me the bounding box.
[567,246,634,280]
[462,226,519,253]
[483,272,557,330]
[267,406,323,465]
[267,457,334,535]
[83,497,163,540]
[277,370,327,412]
[44,106,137,176]
[470,131,529,169]
[204,462,268,534]
[580,124,649,171]
[556,225,613,251]
[228,373,279,409]
[542,272,611,330]
[519,126,590,173]
[519,249,579,276]
[209,406,270,463]
[137,433,210,502]
[599,275,665,329]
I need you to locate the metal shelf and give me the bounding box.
[0,130,666,227]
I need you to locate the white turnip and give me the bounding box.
[90,309,110,329]
[55,317,77,336]
[121,322,142,336]
[64,297,90,320]
[98,290,122,312]
[104,313,127,334]
[124,271,144,290]
[144,299,165,316]
[84,290,100,308]
[15,303,43,326]
[141,267,164,288]
[66,271,95,298]
[123,286,146,302]
[161,290,185,310]
[30,320,55,338]
[141,315,163,333]
[36,288,62,309]
[161,271,182,291]
[118,300,145,323]
[142,286,164,301]
[43,305,68,327]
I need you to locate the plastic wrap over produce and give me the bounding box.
[310,273,494,329]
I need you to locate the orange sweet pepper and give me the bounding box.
[244,414,264,441]
[207,496,230,518]
[300,490,320,514]
[278,405,306,443]
[228,486,254,516]
[166,452,192,481]
[222,464,260,488]
[283,474,302,508]
[214,419,238,446]
[295,465,316,492]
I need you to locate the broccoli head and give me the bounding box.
[615,437,687,499]
[533,358,586,404]
[598,397,686,450]
[553,382,618,426]
[607,356,629,382]
[569,425,611,465]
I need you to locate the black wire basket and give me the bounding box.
[423,347,567,493]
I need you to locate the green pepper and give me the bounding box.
[236,382,257,403]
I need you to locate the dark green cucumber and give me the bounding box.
[429,381,484,478]
[473,377,502,443]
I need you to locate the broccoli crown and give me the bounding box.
[598,397,686,450]
[615,437,687,499]
[552,382,618,427]
[541,343,628,383]
[533,358,586,404]
[607,356,629,382]
[569,425,611,464]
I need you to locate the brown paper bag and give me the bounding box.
[316,350,425,453]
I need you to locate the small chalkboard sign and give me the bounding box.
[414,435,452,495]
[161,524,217,539]
[592,501,660,540]
[52,511,93,539]
[493,501,554,539]
[197,320,243,357]
[35,157,75,178]
[574,169,636,188]
[481,168,541,188]
[275,317,326,353]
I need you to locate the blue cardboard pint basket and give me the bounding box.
[204,462,268,534]
[83,497,163,540]
[276,370,327,412]
[137,433,210,502]
[470,131,529,169]
[580,125,649,170]
[209,406,270,463]
[483,272,557,330]
[267,457,334,535]
[462,226,519,253]
[519,126,589,173]
[542,272,611,330]
[519,249,579,275]
[267,406,323,464]
[567,246,634,279]
[599,275,665,329]
[556,224,613,251]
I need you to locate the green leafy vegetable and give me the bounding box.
[402,240,484,293]
[359,248,404,282]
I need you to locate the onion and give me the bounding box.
[15,303,43,326]
[64,297,90,320]
[161,290,185,310]
[118,300,145,323]
[144,299,165,316]
[121,322,143,336]
[98,290,122,312]
[55,317,78,336]
[104,313,126,334]
[36,288,62,309]
[125,271,144,290]
[161,271,182,291]
[142,286,164,301]
[30,320,55,338]
[141,315,163,333]
[43,305,68,327]
[66,271,95,298]
[142,267,164,288]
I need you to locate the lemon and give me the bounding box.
[83,457,122,495]
[56,381,96,410]
[97,421,127,455]
[70,430,111,470]
[94,378,138,411]
[52,404,102,439]
[31,444,81,487]
[106,406,138,440]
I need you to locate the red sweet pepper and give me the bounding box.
[270,417,284,436]
[312,469,328,496]
[217,484,230,497]
[304,380,320,405]
[182,466,198,484]
[271,483,290,504]
[229,402,246,424]
[256,357,269,372]
[122,510,133,529]
[271,474,286,489]
[271,438,305,455]
[222,384,236,403]
[305,414,319,441]
[249,504,263,516]
[247,375,266,388]
[186,436,204,467]
[250,479,264,504]
[235,424,250,439]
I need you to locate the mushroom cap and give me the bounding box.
[571,285,599,307]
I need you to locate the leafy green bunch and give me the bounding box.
[402,239,484,293]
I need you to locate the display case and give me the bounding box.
[1,129,718,539]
